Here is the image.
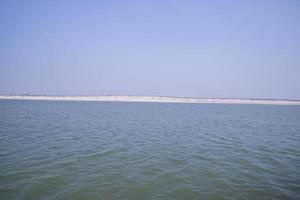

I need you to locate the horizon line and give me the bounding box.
[0,93,300,103]
[1,94,300,101]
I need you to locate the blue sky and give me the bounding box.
[0,0,299,99]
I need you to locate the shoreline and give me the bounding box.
[0,95,300,105]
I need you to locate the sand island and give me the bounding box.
[0,95,300,105]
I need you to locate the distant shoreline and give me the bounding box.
[1,95,300,105]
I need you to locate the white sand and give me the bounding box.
[0,95,300,105]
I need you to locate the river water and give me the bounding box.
[0,100,299,199]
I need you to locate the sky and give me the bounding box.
[0,0,299,99]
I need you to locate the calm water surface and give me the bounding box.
[0,100,300,199]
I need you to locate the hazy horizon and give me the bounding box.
[1,1,300,99]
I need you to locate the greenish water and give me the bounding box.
[0,100,300,200]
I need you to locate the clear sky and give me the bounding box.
[0,0,299,99]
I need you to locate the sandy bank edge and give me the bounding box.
[1,95,300,105]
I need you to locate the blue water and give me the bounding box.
[0,100,300,199]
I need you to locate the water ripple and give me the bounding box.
[0,101,300,199]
